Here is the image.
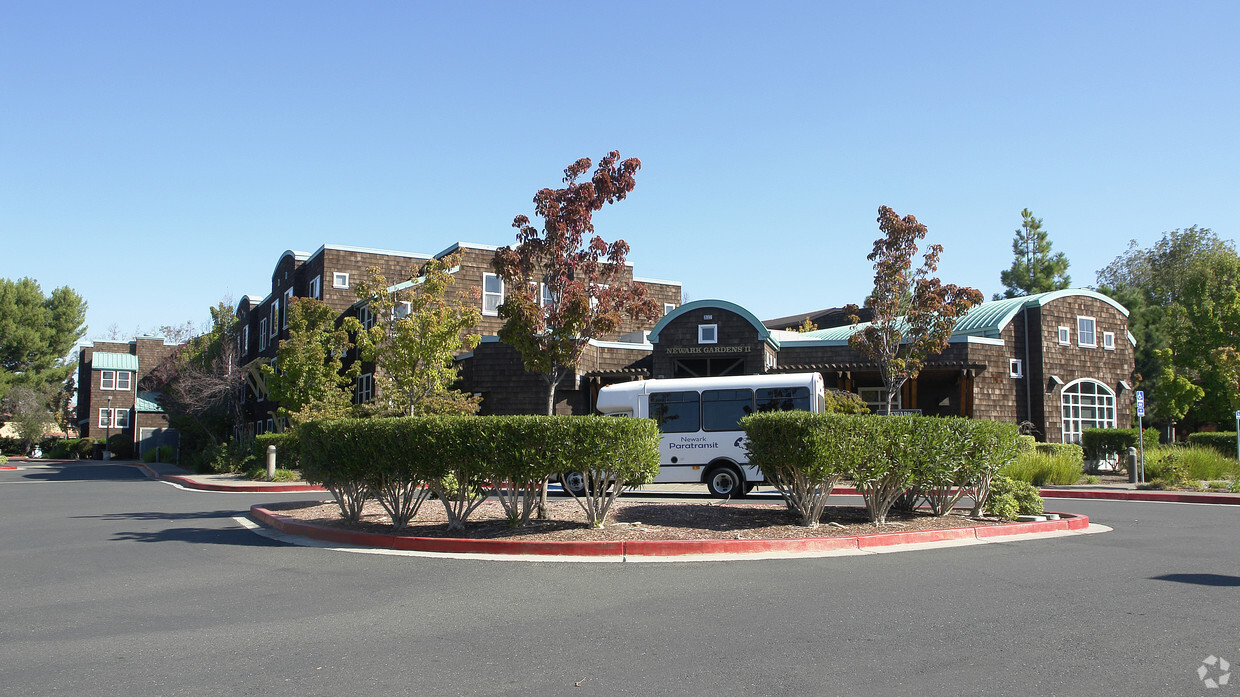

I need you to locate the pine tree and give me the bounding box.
[997,209,1071,298]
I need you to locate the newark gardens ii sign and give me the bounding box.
[665,346,753,355]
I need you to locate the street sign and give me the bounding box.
[1136,390,1145,417]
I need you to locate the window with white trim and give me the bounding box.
[100,370,115,390]
[116,371,131,391]
[1058,326,1070,345]
[309,276,321,299]
[1077,316,1096,347]
[99,408,112,428]
[283,288,294,329]
[664,303,676,316]
[698,324,718,344]
[858,387,900,414]
[333,272,349,289]
[114,409,130,428]
[1009,359,1023,378]
[1061,379,1116,444]
[483,273,504,316]
[259,319,268,350]
[541,283,555,308]
[359,305,374,330]
[1103,331,1115,350]
[356,373,374,403]
[270,304,279,337]
[266,418,274,433]
[394,301,411,320]
[242,325,249,354]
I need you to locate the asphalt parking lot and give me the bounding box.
[2,461,1238,697]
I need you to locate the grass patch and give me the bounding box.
[244,466,301,482]
[1001,450,1083,486]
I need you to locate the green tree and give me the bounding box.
[0,278,87,398]
[847,206,984,414]
[262,297,358,429]
[1150,348,1204,441]
[996,209,1071,299]
[0,385,52,454]
[493,150,661,415]
[350,253,482,417]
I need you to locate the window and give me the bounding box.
[333,272,350,289]
[698,324,718,344]
[649,391,700,433]
[664,303,676,316]
[1009,359,1023,378]
[266,418,274,433]
[1058,326,1070,345]
[100,370,115,390]
[756,386,811,413]
[114,409,130,428]
[270,304,279,336]
[541,283,555,308]
[1103,331,1115,350]
[483,273,504,316]
[359,305,374,330]
[858,387,900,414]
[702,389,753,432]
[394,301,411,320]
[1077,316,1096,347]
[309,276,321,299]
[1061,379,1116,444]
[356,373,374,403]
[116,371,132,391]
[259,319,268,350]
[99,408,112,428]
[242,325,249,355]
[283,288,294,329]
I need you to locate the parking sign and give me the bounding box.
[1136,390,1145,417]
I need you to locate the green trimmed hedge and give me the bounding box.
[1034,442,1084,463]
[252,433,301,471]
[1187,432,1239,458]
[742,413,1023,524]
[300,415,658,530]
[106,434,133,460]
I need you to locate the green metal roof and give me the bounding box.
[648,299,772,345]
[92,352,139,371]
[134,392,164,413]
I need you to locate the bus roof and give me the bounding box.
[596,373,822,413]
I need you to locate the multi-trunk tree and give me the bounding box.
[847,206,983,415]
[492,150,661,415]
[349,253,482,417]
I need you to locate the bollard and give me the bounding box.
[266,444,276,482]
[1127,447,1138,484]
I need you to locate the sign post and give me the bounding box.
[1234,411,1239,463]
[1135,391,1146,483]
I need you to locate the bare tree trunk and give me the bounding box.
[536,373,559,519]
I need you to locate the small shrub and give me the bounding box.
[1179,447,1240,481]
[106,434,133,460]
[0,437,22,455]
[245,466,299,482]
[1016,435,1037,452]
[985,474,1044,520]
[1084,475,1100,484]
[0,454,7,466]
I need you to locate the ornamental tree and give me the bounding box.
[350,254,482,417]
[847,206,983,414]
[493,150,661,415]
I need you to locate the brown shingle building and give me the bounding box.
[235,242,682,429]
[76,336,181,457]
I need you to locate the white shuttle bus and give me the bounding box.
[594,372,826,498]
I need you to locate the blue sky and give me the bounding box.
[3,1,1237,342]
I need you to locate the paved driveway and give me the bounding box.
[2,461,1237,696]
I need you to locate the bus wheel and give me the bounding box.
[706,465,745,498]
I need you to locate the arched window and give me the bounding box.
[1061,379,1116,444]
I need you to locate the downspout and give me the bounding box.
[1023,306,1032,429]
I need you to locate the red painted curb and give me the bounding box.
[163,474,326,493]
[0,466,16,470]
[250,505,1091,558]
[1039,489,1240,505]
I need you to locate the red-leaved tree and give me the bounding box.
[493,151,661,415]
[847,206,983,414]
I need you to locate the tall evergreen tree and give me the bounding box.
[997,209,1071,299]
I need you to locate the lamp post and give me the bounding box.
[105,395,112,460]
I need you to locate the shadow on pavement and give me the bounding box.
[73,509,244,522]
[1150,573,1240,587]
[17,462,146,482]
[112,526,291,547]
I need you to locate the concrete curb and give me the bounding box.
[1038,489,1240,505]
[160,474,326,493]
[249,504,1091,558]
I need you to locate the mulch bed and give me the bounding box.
[262,498,1004,542]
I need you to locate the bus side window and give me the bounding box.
[755,386,811,413]
[702,389,754,431]
[649,391,700,433]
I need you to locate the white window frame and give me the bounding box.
[114,409,130,428]
[242,325,249,354]
[259,319,268,350]
[394,301,412,320]
[269,304,279,337]
[356,373,374,403]
[1103,331,1115,350]
[1077,316,1096,348]
[100,370,116,390]
[698,324,718,344]
[116,371,132,391]
[1009,359,1023,378]
[99,408,112,428]
[482,273,504,316]
[333,272,350,289]
[858,387,901,413]
[359,305,374,330]
[664,303,676,316]
[1061,378,1117,444]
[1058,326,1070,345]
[266,418,274,433]
[309,276,321,300]
[283,288,294,329]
